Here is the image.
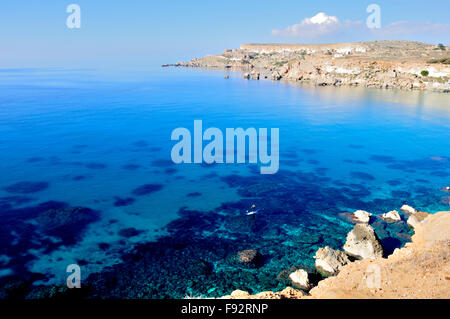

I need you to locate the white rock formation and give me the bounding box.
[353,210,372,223]
[380,210,401,222]
[314,246,350,276]
[401,205,418,215]
[288,269,311,290]
[343,224,383,259]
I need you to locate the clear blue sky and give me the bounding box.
[0,0,449,68]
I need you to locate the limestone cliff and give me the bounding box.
[168,41,450,92]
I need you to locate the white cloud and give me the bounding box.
[305,12,338,25]
[272,13,359,38]
[272,12,450,43]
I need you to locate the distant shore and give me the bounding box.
[166,41,450,93]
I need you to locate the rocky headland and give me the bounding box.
[224,209,450,299]
[167,41,450,92]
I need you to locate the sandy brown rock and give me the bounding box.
[224,287,306,299]
[222,211,450,299]
[407,211,430,229]
[308,211,450,299]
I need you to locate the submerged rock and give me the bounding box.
[288,269,311,290]
[314,246,350,276]
[353,210,372,223]
[407,211,430,229]
[295,233,322,245]
[118,227,145,238]
[3,181,49,194]
[400,204,418,215]
[380,210,401,222]
[237,249,260,264]
[36,207,98,239]
[441,196,450,206]
[132,184,163,196]
[343,224,383,259]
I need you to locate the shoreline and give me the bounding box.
[224,210,450,299]
[166,40,450,93]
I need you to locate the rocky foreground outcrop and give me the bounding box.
[168,41,450,92]
[288,269,311,290]
[225,287,306,299]
[223,210,450,299]
[407,211,431,229]
[314,246,350,277]
[343,224,384,259]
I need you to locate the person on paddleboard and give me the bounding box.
[246,204,260,219]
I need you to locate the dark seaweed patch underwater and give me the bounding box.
[1,164,445,299]
[0,68,449,299]
[0,201,100,297]
[3,181,49,194]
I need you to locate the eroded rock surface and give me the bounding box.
[314,246,350,276]
[353,210,372,223]
[309,211,450,299]
[223,211,450,299]
[401,204,418,215]
[288,269,311,290]
[380,210,401,222]
[407,211,430,229]
[343,224,384,259]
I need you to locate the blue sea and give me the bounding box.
[0,67,449,298]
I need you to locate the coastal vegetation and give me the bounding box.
[428,57,450,64]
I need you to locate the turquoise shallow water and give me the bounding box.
[0,67,449,298]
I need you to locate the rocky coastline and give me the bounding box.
[166,41,450,92]
[224,209,450,299]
